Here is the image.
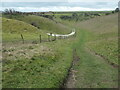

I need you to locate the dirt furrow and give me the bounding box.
[62,49,80,88]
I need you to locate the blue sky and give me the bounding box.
[1,0,119,12]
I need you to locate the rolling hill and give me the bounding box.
[2,17,46,42]
[77,13,118,65]
[3,14,71,34]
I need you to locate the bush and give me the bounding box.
[40,15,54,20]
[3,9,22,15]
[60,15,72,20]
[72,13,78,17]
[115,8,119,12]
[112,11,115,14]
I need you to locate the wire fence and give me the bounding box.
[19,30,76,44]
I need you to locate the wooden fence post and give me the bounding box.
[50,33,52,41]
[39,35,41,43]
[48,35,50,42]
[54,35,56,41]
[75,32,76,37]
[21,34,24,44]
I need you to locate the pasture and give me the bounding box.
[2,11,119,88]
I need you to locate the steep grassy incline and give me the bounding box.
[77,13,118,65]
[3,15,71,34]
[2,17,46,42]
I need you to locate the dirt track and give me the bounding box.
[63,49,80,88]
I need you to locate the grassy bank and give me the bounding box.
[2,17,47,43]
[77,13,118,65]
[3,37,76,88]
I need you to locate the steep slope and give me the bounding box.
[3,18,40,33]
[77,13,118,65]
[2,17,46,42]
[3,15,71,34]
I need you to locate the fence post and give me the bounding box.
[50,33,52,41]
[75,32,76,37]
[21,34,24,44]
[39,35,41,43]
[48,35,50,42]
[54,35,56,41]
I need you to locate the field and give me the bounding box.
[2,11,119,88]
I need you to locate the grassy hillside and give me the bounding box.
[77,13,118,65]
[3,14,71,34]
[2,17,47,42]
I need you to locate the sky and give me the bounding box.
[0,0,120,12]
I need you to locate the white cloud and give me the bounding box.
[69,0,119,2]
[1,6,114,12]
[1,0,68,2]
[1,0,119,2]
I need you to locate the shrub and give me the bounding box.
[60,15,72,20]
[115,8,119,12]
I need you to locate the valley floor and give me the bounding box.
[65,30,118,88]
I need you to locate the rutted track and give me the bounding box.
[61,49,80,88]
[88,48,119,68]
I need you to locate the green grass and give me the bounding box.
[2,11,118,88]
[76,13,118,65]
[59,13,118,88]
[2,37,75,88]
[71,29,118,88]
[2,17,47,42]
[3,14,71,34]
[2,14,75,88]
[65,13,118,88]
[87,38,118,65]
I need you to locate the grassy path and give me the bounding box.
[67,29,118,88]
